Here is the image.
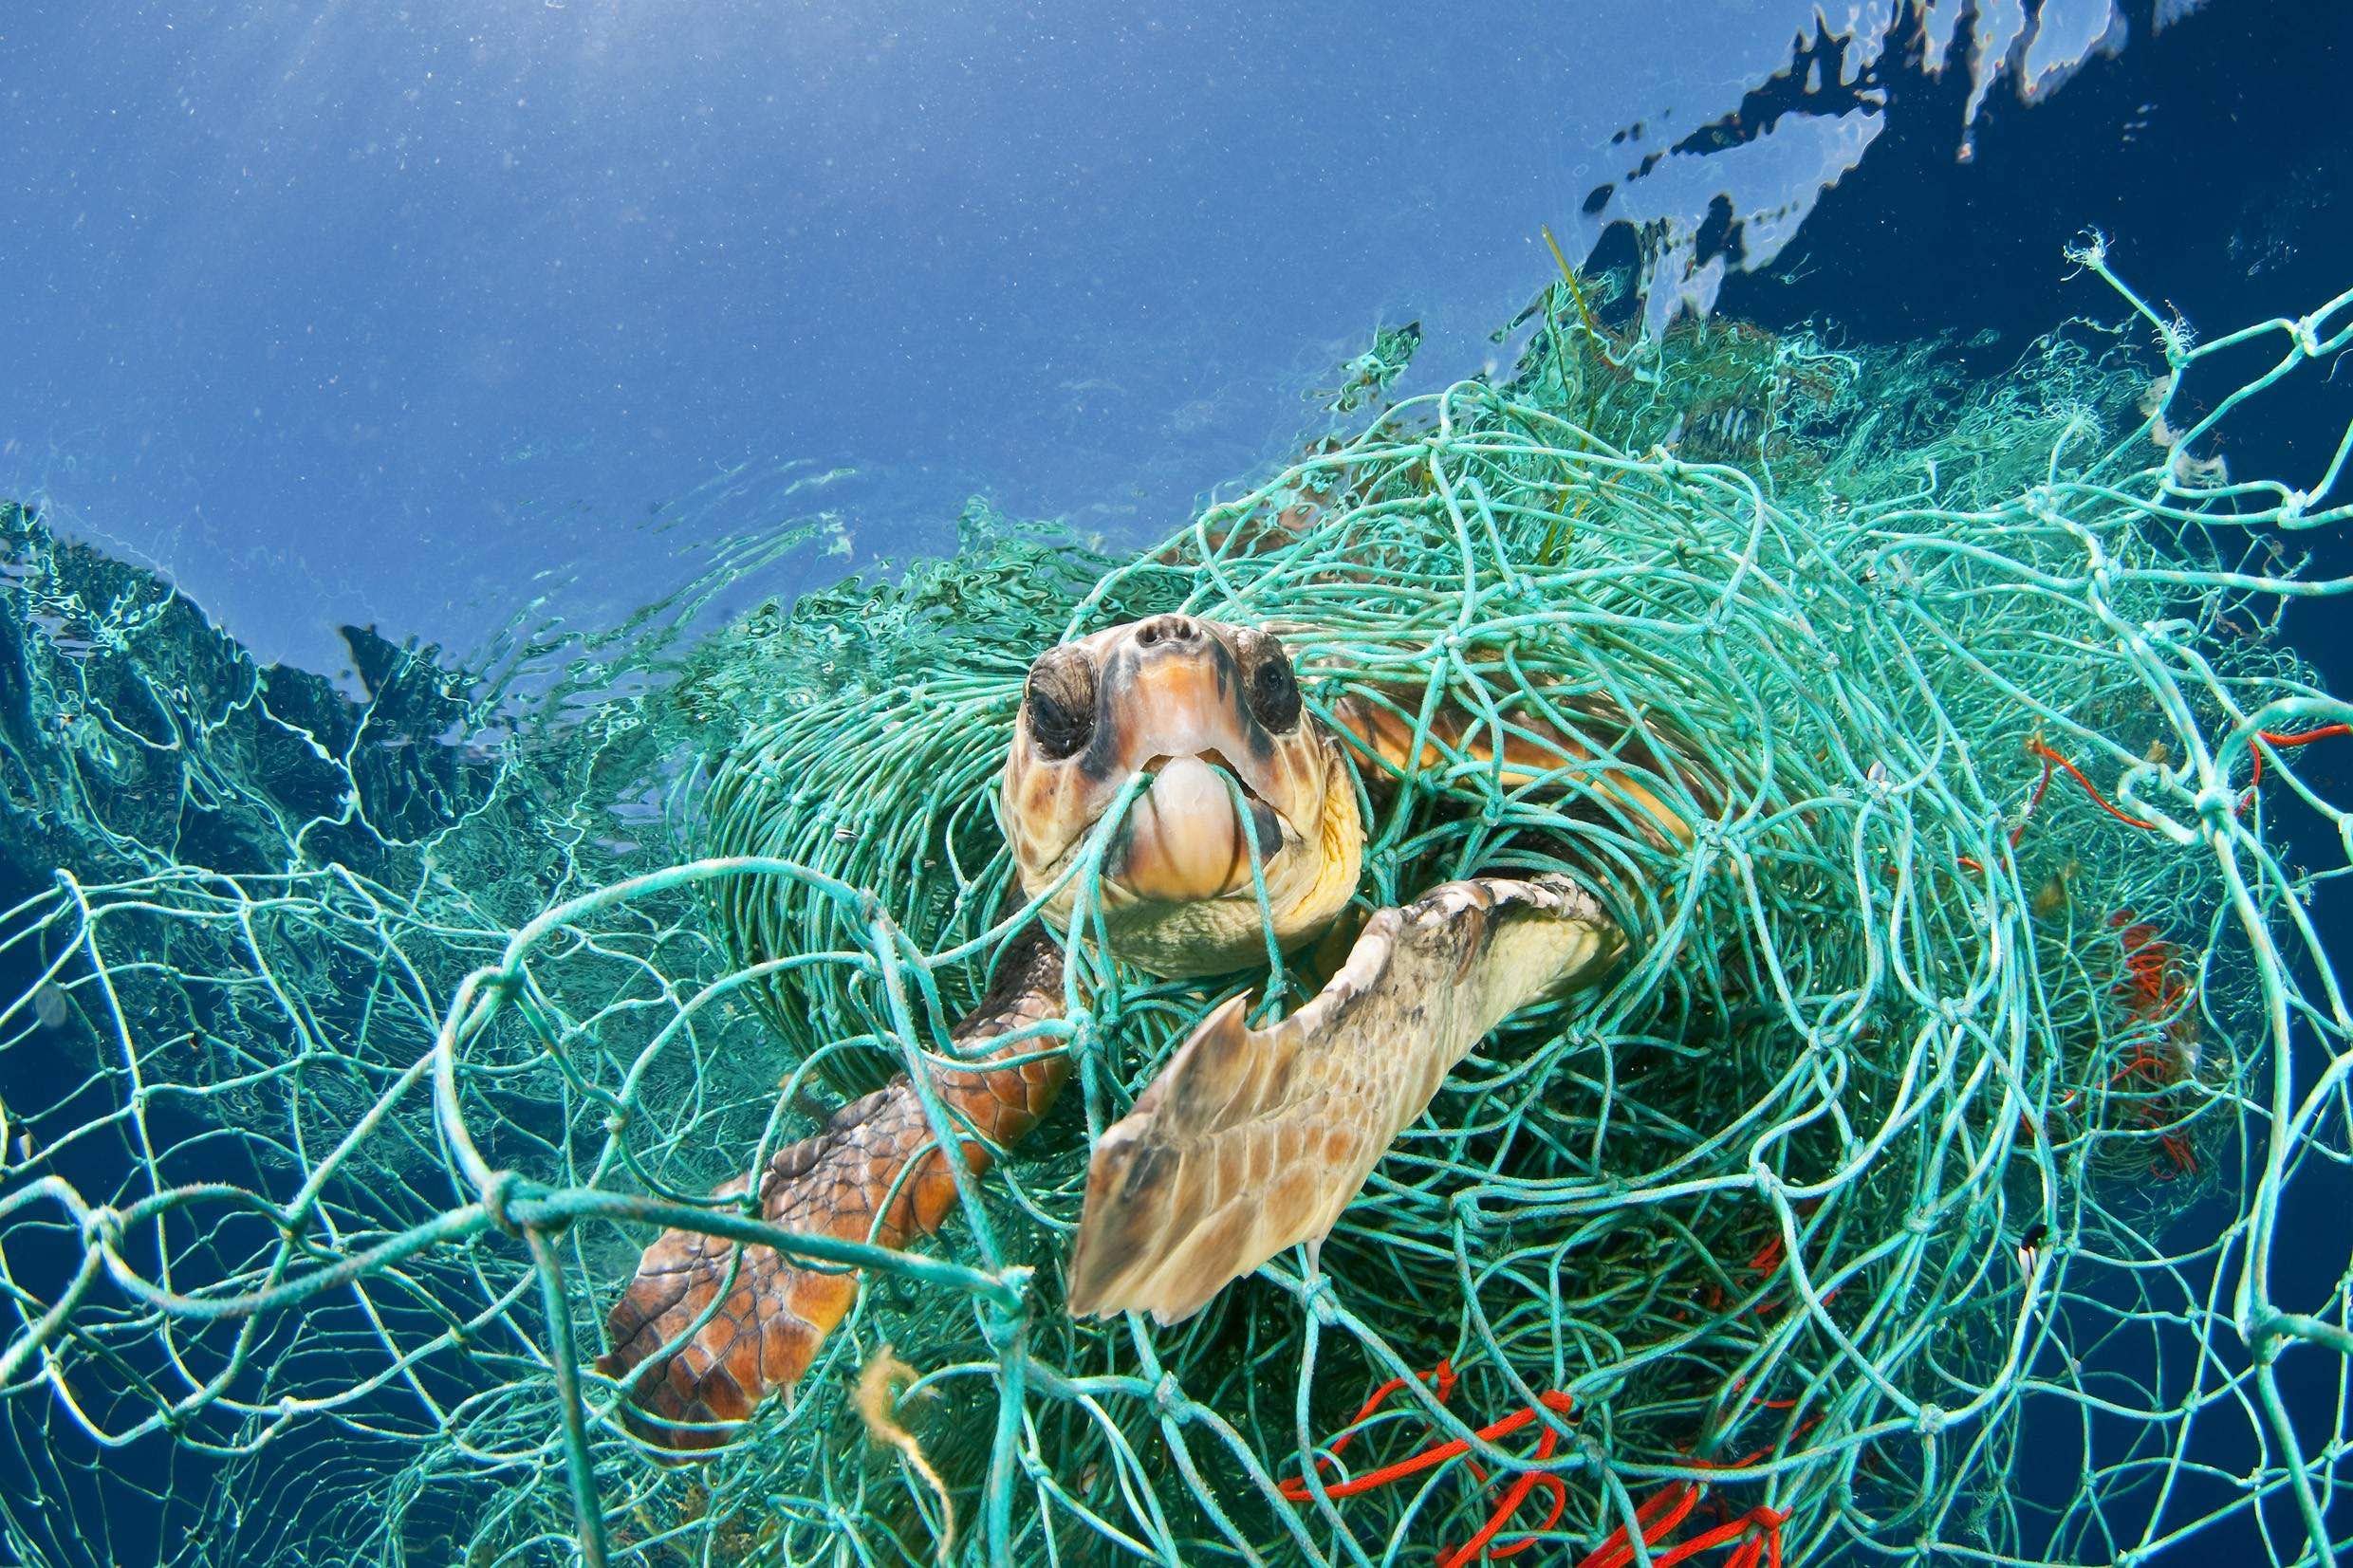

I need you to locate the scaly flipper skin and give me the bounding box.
[599,931,1065,1448]
[1065,875,1623,1323]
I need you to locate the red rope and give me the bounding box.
[2011,748,2055,845]
[1576,1483,1703,1568]
[2245,723,2351,806]
[1955,745,2056,876]
[1578,1427,1806,1568]
[1288,1364,1801,1568]
[1438,1443,1569,1568]
[1279,1383,1568,1503]
[2027,740,2159,831]
[1965,724,2346,869]
[1283,1357,1458,1484]
[1651,1506,1790,1568]
[1281,1364,1576,1565]
[2257,724,2353,748]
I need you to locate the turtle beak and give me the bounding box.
[1108,756,1286,903]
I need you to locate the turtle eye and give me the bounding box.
[1025,647,1097,761]
[1240,635,1301,733]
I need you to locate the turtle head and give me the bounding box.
[1002,615,1362,977]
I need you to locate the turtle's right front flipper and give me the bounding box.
[1065,875,1623,1325]
[600,931,1065,1449]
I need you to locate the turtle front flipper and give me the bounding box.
[600,931,1065,1449]
[1065,875,1622,1324]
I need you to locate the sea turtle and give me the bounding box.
[601,611,1709,1447]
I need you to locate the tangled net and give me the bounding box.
[3,245,2349,1568]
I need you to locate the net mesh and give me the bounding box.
[2,243,2350,1568]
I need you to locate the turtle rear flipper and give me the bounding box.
[1065,875,1622,1324]
[600,932,1065,1449]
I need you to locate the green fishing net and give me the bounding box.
[3,242,2349,1568]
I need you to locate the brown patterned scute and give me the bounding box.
[1325,687,1719,849]
[598,930,1066,1451]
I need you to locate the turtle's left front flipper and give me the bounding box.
[600,930,1065,1449]
[1065,875,1622,1324]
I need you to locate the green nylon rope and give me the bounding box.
[1,247,2349,1568]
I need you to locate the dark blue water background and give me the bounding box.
[0,0,2225,681]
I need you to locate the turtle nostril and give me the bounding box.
[1137,615,1203,649]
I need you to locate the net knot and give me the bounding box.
[80,1204,123,1252]
[1451,1189,1488,1230]
[481,1170,528,1239]
[1152,1372,1186,1416]
[1915,1402,1949,1436]
[980,1277,1029,1353]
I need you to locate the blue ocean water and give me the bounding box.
[3,3,2351,1564]
[16,1,2318,680]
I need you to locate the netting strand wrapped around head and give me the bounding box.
[1,249,2349,1568]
